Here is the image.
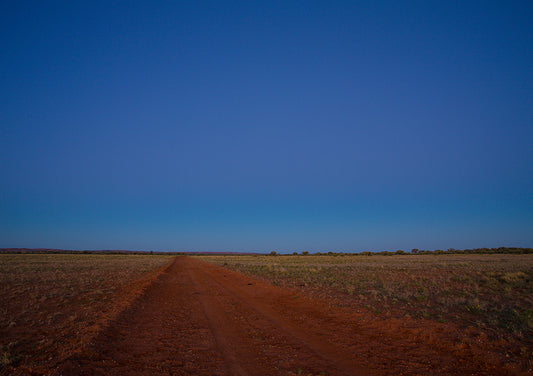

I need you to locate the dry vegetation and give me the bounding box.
[197,253,533,365]
[2,252,532,374]
[0,253,172,375]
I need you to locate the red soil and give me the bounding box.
[50,257,527,376]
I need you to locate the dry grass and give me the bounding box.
[0,253,172,375]
[197,254,533,343]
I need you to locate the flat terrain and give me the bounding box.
[2,254,532,375]
[0,254,172,375]
[197,253,533,373]
[197,254,533,335]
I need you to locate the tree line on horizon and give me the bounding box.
[269,247,533,256]
[1,247,532,256]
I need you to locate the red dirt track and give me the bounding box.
[53,257,518,375]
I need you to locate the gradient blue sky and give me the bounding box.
[1,1,532,252]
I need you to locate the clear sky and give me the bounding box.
[1,1,532,252]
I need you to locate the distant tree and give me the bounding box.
[269,251,277,256]
[411,249,419,254]
[301,251,309,256]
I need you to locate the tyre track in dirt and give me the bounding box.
[188,259,374,376]
[186,259,373,376]
[53,256,514,376]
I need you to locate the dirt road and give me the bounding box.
[53,257,513,376]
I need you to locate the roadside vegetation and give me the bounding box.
[0,253,172,375]
[197,253,533,367]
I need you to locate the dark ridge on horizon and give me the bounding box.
[1,247,531,256]
[0,248,264,255]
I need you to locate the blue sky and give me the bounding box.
[1,1,532,252]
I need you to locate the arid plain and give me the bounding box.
[1,252,531,375]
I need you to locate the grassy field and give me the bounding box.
[196,254,533,346]
[0,253,172,375]
[2,252,532,374]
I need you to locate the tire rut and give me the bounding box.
[187,259,373,376]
